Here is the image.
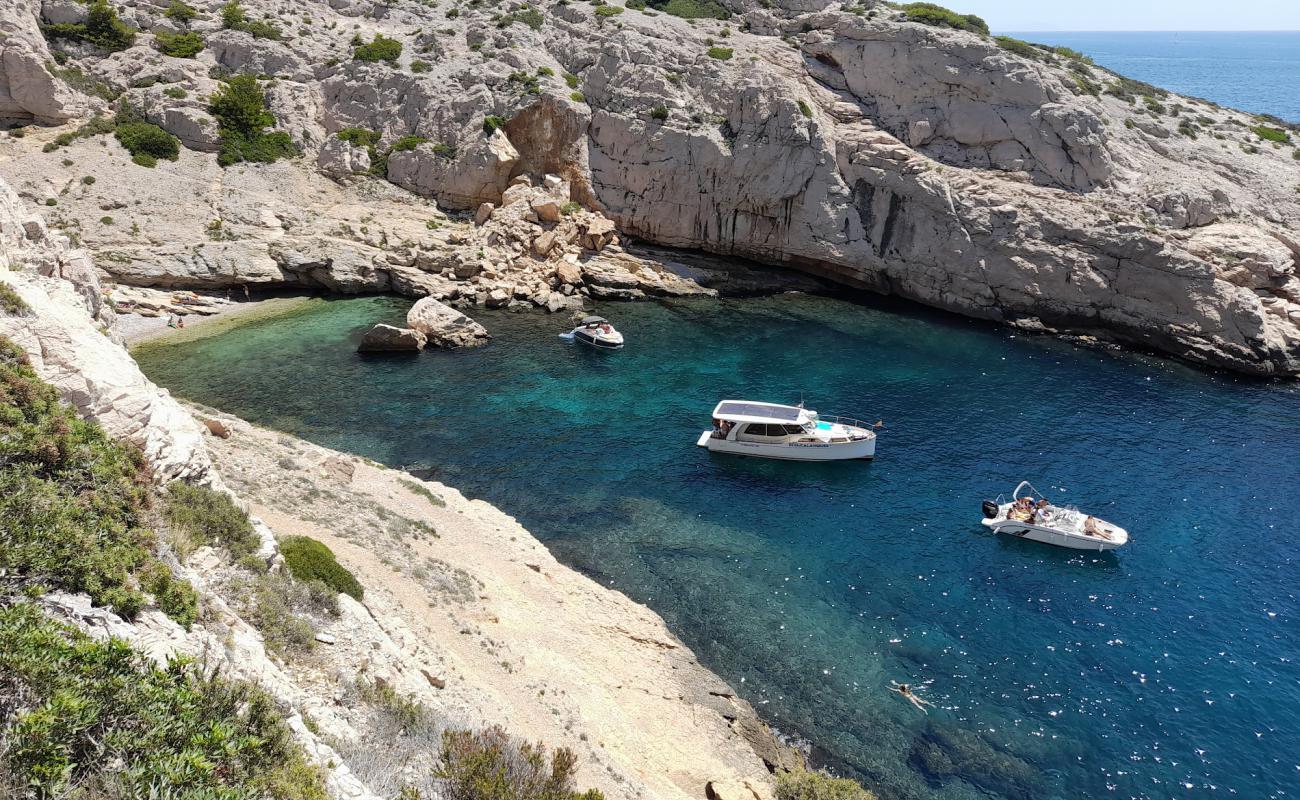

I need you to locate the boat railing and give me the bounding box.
[820,414,877,431]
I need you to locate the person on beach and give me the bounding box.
[890,681,935,714]
[177,316,185,329]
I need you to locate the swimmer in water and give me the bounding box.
[890,681,936,714]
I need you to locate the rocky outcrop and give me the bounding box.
[406,296,490,348]
[2,0,1298,376]
[357,322,426,352]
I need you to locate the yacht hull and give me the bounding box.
[573,328,623,349]
[982,519,1127,551]
[697,432,875,461]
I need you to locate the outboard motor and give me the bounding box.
[981,499,1000,519]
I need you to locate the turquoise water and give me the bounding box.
[998,31,1300,122]
[135,295,1300,800]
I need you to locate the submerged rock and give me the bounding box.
[405,296,489,348]
[357,323,426,352]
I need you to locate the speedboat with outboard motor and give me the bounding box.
[981,481,1128,551]
[696,400,880,461]
[562,316,624,349]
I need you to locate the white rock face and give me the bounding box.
[357,322,426,351]
[2,0,1298,374]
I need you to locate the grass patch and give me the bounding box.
[707,46,733,60]
[0,602,328,800]
[47,65,118,102]
[209,75,297,167]
[776,769,877,800]
[483,114,507,134]
[797,99,812,118]
[354,33,403,64]
[647,0,729,20]
[280,536,363,600]
[900,2,988,35]
[237,571,321,655]
[436,726,606,800]
[1253,125,1291,144]
[500,6,545,29]
[0,337,200,625]
[163,481,262,561]
[155,30,204,58]
[0,284,30,316]
[595,4,623,16]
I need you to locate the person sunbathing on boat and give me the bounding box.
[1008,497,1034,522]
[890,681,936,714]
[1083,516,1112,540]
[1032,499,1053,525]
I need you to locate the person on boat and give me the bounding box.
[1009,497,1033,522]
[1033,499,1053,525]
[889,681,935,714]
[1083,516,1111,540]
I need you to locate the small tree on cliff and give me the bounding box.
[208,75,296,166]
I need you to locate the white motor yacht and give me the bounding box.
[696,400,879,461]
[981,481,1129,551]
[562,316,624,349]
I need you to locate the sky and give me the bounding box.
[966,0,1300,32]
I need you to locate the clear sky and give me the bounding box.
[968,0,1300,32]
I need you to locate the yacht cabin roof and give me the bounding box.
[712,400,814,425]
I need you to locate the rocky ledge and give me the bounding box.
[1,0,1297,374]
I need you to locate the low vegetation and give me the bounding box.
[436,726,606,800]
[483,114,507,134]
[899,2,988,35]
[0,336,197,624]
[164,0,197,24]
[1252,125,1291,144]
[775,769,877,800]
[155,30,205,58]
[707,46,733,60]
[220,0,283,40]
[647,0,730,20]
[0,602,327,800]
[353,33,403,64]
[42,0,135,52]
[499,6,545,30]
[280,535,364,600]
[163,480,262,560]
[113,118,181,167]
[208,75,297,167]
[0,284,30,316]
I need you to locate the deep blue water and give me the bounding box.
[998,31,1300,123]
[135,295,1300,800]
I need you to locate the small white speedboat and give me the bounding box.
[981,481,1129,551]
[696,400,879,461]
[563,316,624,349]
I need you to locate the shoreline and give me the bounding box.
[118,295,320,348]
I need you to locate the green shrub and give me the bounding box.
[354,33,403,63]
[239,571,322,654]
[353,677,432,731]
[707,46,732,60]
[649,103,669,120]
[1253,125,1290,143]
[155,29,204,57]
[0,602,326,799]
[431,142,457,159]
[537,66,554,76]
[647,0,729,20]
[900,2,989,35]
[43,0,136,52]
[164,85,188,99]
[139,560,199,626]
[483,114,507,133]
[797,99,812,118]
[501,6,545,29]
[99,215,114,225]
[775,769,876,800]
[163,481,262,560]
[337,126,381,149]
[165,0,197,24]
[564,71,580,88]
[436,726,606,800]
[411,59,431,73]
[391,135,429,152]
[570,91,586,103]
[114,121,180,167]
[595,4,623,15]
[994,36,1048,61]
[220,0,282,40]
[0,337,204,623]
[626,0,647,7]
[401,478,446,506]
[209,75,297,166]
[280,535,363,600]
[0,284,30,316]
[560,200,581,215]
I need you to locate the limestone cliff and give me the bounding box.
[0,178,790,800]
[1,0,1298,374]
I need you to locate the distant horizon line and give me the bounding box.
[997,29,1300,33]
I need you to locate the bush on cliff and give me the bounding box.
[646,0,730,20]
[163,480,262,561]
[776,769,877,800]
[113,120,181,167]
[220,0,283,40]
[1252,125,1291,144]
[900,2,989,35]
[435,726,606,800]
[43,0,136,52]
[155,29,205,58]
[165,0,197,24]
[0,602,327,800]
[280,535,363,600]
[0,283,31,316]
[0,336,198,625]
[208,75,297,166]
[354,33,403,64]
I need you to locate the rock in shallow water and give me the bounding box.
[357,323,426,352]
[405,296,489,348]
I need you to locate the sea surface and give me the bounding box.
[135,295,1300,800]
[998,31,1300,123]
